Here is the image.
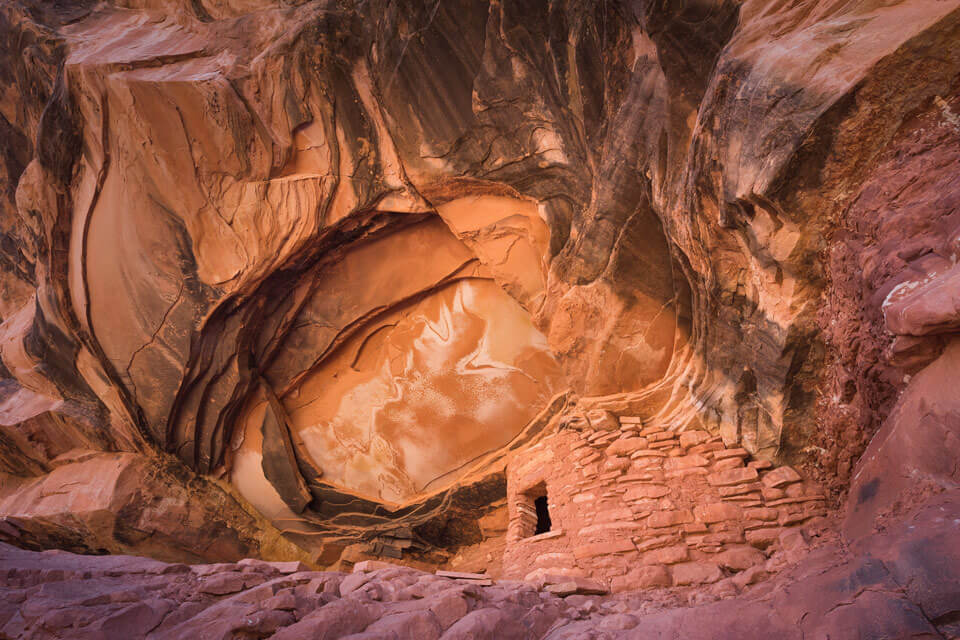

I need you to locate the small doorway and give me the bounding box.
[518,482,552,538]
[534,495,552,534]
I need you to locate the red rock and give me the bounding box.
[354,560,406,573]
[364,610,443,639]
[679,430,710,449]
[623,484,670,501]
[670,562,722,586]
[715,546,766,571]
[634,535,682,552]
[601,457,632,472]
[707,467,759,487]
[662,454,710,470]
[436,570,487,580]
[743,507,779,521]
[713,448,749,460]
[648,509,694,528]
[586,410,620,432]
[545,577,608,596]
[761,467,802,489]
[573,539,635,560]
[641,544,689,565]
[606,437,650,456]
[0,1,958,632]
[720,482,763,497]
[694,503,743,524]
[761,486,786,501]
[611,565,672,592]
[712,457,745,471]
[199,572,268,595]
[745,528,783,549]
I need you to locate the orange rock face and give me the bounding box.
[1,0,960,636]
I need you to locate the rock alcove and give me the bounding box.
[0,0,959,637]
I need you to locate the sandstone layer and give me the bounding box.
[1,0,960,636]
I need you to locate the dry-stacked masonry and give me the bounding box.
[503,410,827,590]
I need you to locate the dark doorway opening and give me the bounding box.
[534,495,551,534]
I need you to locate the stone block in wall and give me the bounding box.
[579,463,600,478]
[648,509,694,528]
[785,483,807,498]
[694,503,743,524]
[649,440,676,450]
[634,534,681,552]
[679,430,710,449]
[765,495,826,507]
[545,577,608,596]
[584,554,638,573]
[662,454,710,471]
[778,508,809,526]
[621,470,665,483]
[641,544,689,565]
[602,457,631,472]
[689,442,725,455]
[610,565,672,592]
[624,485,670,501]
[683,522,709,535]
[731,566,770,589]
[586,410,619,431]
[707,467,758,487]
[711,457,745,472]
[719,482,762,497]
[761,486,785,501]
[713,448,749,461]
[523,567,588,587]
[760,466,801,488]
[572,447,599,462]
[665,467,709,480]
[715,546,766,571]
[743,507,779,521]
[722,493,763,506]
[748,460,773,471]
[702,529,745,545]
[744,527,782,548]
[579,521,646,537]
[670,562,722,585]
[629,449,667,461]
[573,539,635,559]
[606,437,649,456]
[533,552,577,568]
[629,500,660,517]
[594,507,634,523]
[630,461,665,475]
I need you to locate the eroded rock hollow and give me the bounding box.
[1,0,959,637]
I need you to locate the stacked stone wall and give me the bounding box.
[503,411,827,590]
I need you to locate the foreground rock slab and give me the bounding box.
[0,490,957,639]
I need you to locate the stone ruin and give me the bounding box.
[502,411,826,591]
